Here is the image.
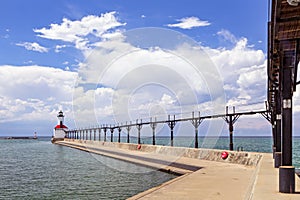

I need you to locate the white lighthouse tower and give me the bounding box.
[51,110,68,143]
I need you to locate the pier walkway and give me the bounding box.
[55,139,300,199]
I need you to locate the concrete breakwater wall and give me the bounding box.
[64,139,262,167]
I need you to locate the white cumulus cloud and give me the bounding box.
[34,11,126,50]
[167,17,210,29]
[2,12,273,136]
[69,26,271,130]
[217,29,238,44]
[0,65,76,125]
[16,42,48,53]
[55,44,67,53]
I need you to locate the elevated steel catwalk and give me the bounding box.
[67,107,269,151]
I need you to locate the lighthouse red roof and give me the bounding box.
[54,124,68,129]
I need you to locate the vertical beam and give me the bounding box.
[150,117,157,145]
[118,126,121,143]
[126,122,131,143]
[275,90,282,168]
[89,129,92,140]
[104,127,107,142]
[136,119,142,144]
[98,128,101,141]
[229,115,234,151]
[110,127,114,142]
[224,106,239,151]
[191,112,203,148]
[281,54,293,166]
[94,129,96,141]
[167,115,176,147]
[279,52,295,193]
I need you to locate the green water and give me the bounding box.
[0,138,176,199]
[1,136,300,199]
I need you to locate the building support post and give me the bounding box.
[279,54,295,193]
[275,90,282,168]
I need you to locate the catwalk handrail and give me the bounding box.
[68,109,270,131]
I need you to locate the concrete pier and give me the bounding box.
[54,139,300,199]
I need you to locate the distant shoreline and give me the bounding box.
[1,135,300,139]
[0,136,38,140]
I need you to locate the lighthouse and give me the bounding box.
[51,110,68,143]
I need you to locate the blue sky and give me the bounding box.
[0,0,285,137]
[0,0,268,68]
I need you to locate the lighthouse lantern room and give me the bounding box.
[52,110,68,143]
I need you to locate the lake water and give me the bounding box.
[1,136,300,199]
[0,138,176,199]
